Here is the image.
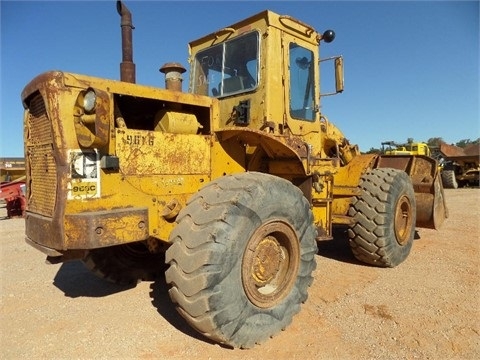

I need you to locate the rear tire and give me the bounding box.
[441,170,458,189]
[348,168,416,267]
[165,172,317,348]
[83,242,165,285]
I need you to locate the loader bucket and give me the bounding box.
[375,155,448,229]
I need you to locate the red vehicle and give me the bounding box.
[0,178,26,218]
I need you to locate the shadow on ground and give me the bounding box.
[317,226,359,265]
[318,226,422,265]
[53,259,220,346]
[53,260,135,298]
[149,279,221,347]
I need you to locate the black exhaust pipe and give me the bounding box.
[116,1,135,83]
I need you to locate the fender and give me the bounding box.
[216,127,307,175]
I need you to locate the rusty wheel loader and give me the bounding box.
[21,2,447,348]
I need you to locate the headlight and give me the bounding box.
[83,89,97,113]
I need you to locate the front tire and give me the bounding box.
[348,168,416,267]
[165,172,317,348]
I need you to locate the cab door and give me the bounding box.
[282,34,320,136]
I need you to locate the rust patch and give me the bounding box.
[285,136,308,158]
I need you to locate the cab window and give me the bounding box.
[192,31,259,97]
[289,43,315,121]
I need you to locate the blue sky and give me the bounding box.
[1,0,478,157]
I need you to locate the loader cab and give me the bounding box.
[189,10,339,136]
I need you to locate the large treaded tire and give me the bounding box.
[348,168,416,267]
[165,172,317,348]
[441,170,458,189]
[83,242,165,285]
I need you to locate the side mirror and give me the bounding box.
[320,55,344,96]
[334,56,344,93]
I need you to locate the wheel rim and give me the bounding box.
[242,220,300,308]
[394,195,413,246]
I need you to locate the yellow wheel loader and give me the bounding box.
[21,2,447,348]
[381,140,432,156]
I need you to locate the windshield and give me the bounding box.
[192,31,259,97]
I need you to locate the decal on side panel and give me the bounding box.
[67,149,101,200]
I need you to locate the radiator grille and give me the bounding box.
[26,93,57,217]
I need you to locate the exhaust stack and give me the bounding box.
[116,1,135,83]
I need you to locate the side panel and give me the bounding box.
[115,129,211,175]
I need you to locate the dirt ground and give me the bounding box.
[1,188,479,359]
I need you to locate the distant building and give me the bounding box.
[0,157,25,182]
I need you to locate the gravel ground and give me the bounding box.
[1,188,479,359]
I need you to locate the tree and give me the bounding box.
[455,138,479,148]
[426,137,445,147]
[456,139,472,148]
[365,147,381,154]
